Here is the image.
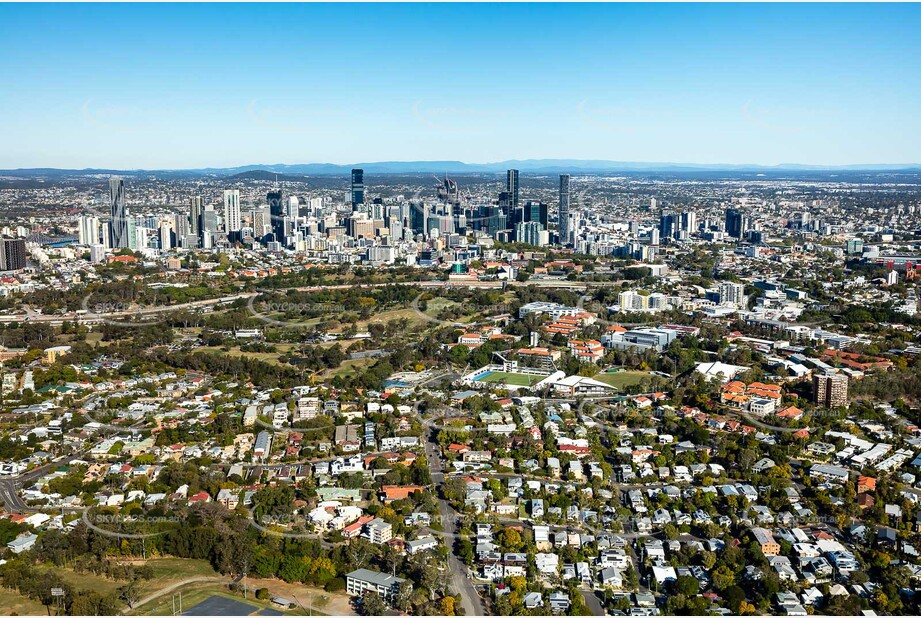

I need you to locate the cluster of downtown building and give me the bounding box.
[71,168,910,270]
[74,170,585,262]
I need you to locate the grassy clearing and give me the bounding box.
[138,558,220,595]
[355,307,427,328]
[199,346,286,366]
[41,565,123,597]
[0,590,49,615]
[85,331,111,346]
[326,356,375,379]
[131,581,235,616]
[594,370,650,389]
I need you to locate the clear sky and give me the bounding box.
[1,2,920,169]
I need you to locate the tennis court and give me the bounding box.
[182,595,263,616]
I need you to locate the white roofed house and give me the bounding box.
[253,431,272,461]
[535,552,560,577]
[531,498,545,519]
[549,591,571,612]
[216,488,239,509]
[598,567,623,589]
[7,533,38,554]
[405,535,438,555]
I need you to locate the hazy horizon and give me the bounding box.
[5,158,921,174]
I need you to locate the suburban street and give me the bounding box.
[423,409,486,616]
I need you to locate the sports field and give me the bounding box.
[595,370,650,389]
[474,371,544,386]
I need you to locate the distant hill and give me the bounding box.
[228,170,313,182]
[3,159,921,177]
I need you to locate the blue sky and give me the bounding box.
[1,3,920,169]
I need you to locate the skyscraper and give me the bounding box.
[189,196,203,245]
[267,190,285,245]
[78,214,100,246]
[223,190,241,233]
[438,175,460,207]
[680,211,697,236]
[409,201,428,236]
[108,177,129,249]
[506,169,519,211]
[0,238,27,271]
[351,168,365,212]
[558,174,570,245]
[252,206,272,240]
[517,201,547,227]
[725,208,747,239]
[659,212,678,240]
[159,218,176,251]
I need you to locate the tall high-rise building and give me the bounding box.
[0,238,27,271]
[223,190,241,233]
[173,212,189,240]
[252,206,272,240]
[725,208,747,239]
[659,212,678,240]
[189,196,203,243]
[409,201,428,236]
[351,169,365,212]
[108,177,129,249]
[199,205,218,248]
[513,201,547,228]
[718,282,746,307]
[128,218,143,251]
[267,190,285,245]
[159,219,176,251]
[558,174,570,245]
[287,196,300,219]
[680,211,697,236]
[506,169,519,211]
[515,221,547,246]
[438,176,460,207]
[78,214,100,246]
[476,205,506,238]
[813,372,848,408]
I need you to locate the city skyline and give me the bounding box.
[1,3,920,169]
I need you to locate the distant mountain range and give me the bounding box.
[3,159,921,177]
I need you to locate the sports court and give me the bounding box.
[182,595,271,616]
